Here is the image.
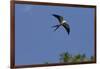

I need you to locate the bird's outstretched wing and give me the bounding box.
[52,14,63,23]
[62,23,70,35]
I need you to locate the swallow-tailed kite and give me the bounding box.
[52,14,70,35]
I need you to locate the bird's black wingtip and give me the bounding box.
[68,33,70,35]
[52,14,57,16]
[68,31,70,35]
[52,14,61,16]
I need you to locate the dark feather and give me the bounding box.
[52,14,70,35]
[62,23,70,35]
[52,14,63,23]
[52,25,61,31]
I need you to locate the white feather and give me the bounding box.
[62,20,66,24]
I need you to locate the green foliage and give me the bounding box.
[44,62,49,64]
[43,52,94,64]
[59,52,94,63]
[59,52,71,63]
[90,56,95,61]
[73,54,82,62]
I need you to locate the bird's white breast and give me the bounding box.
[62,20,66,24]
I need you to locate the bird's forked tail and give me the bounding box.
[52,24,61,31]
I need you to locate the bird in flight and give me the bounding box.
[52,14,70,35]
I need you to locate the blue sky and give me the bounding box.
[15,4,95,65]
